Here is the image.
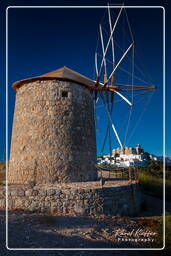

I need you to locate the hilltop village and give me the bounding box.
[97,144,160,168]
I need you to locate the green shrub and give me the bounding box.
[139,171,171,201]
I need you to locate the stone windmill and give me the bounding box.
[9,5,155,186]
[9,67,98,185]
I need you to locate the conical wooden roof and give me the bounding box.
[13,66,96,91]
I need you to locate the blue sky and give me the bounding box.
[0,0,170,160]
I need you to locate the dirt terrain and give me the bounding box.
[5,212,153,249]
[0,195,170,256]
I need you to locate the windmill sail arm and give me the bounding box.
[91,81,156,93]
[95,52,98,76]
[104,42,134,86]
[108,4,115,65]
[104,102,123,147]
[97,5,124,79]
[115,84,156,89]
[114,91,132,106]
[100,92,123,147]
[99,25,107,75]
[117,87,156,91]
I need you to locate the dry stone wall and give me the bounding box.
[0,183,141,216]
[9,80,97,185]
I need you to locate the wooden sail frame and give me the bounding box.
[94,5,156,152]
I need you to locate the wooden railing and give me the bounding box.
[96,165,140,182]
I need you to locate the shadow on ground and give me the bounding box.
[1,193,170,255]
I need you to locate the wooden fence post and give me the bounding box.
[129,167,131,181]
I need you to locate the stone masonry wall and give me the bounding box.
[9,80,97,185]
[0,184,142,216]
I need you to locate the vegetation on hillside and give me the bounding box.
[139,160,171,179]
[137,213,171,249]
[138,161,171,201]
[0,162,5,167]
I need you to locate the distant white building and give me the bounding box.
[149,154,158,161]
[97,144,149,168]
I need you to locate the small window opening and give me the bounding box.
[62,91,68,98]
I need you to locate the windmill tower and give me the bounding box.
[8,67,97,185]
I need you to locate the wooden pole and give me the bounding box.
[128,166,131,181]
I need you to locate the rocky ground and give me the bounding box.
[0,195,170,256]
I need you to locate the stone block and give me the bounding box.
[25,189,33,197]
[38,190,47,196]
[0,199,5,208]
[44,201,51,207]
[47,189,56,196]
[31,201,39,208]
[17,190,25,196]
[14,198,24,208]
[8,199,14,209]
[32,190,38,196]
[10,190,18,196]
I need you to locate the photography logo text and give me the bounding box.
[115,228,157,243]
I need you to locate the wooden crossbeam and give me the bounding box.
[89,84,156,92]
